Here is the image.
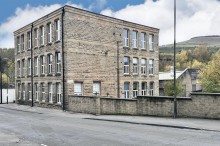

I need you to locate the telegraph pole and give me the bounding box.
[174,0,177,118]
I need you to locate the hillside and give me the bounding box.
[159,35,220,54]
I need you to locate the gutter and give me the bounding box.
[62,7,65,111]
[31,23,34,107]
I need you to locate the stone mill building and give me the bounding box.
[14,5,159,109]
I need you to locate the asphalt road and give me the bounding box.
[0,107,220,146]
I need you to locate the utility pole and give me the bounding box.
[174,0,177,118]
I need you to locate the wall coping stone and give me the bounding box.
[191,92,220,96]
[68,95,137,101]
[137,96,191,100]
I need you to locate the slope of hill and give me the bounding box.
[159,35,220,54]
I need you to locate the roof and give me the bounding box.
[159,68,189,81]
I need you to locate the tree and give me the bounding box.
[199,51,220,92]
[164,80,183,96]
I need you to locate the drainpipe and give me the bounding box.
[62,7,65,111]
[31,23,34,107]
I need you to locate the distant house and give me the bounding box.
[159,68,202,97]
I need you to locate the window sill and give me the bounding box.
[21,50,25,53]
[141,74,147,77]
[40,74,45,77]
[56,73,61,76]
[149,74,155,77]
[27,49,31,51]
[27,75,31,77]
[34,75,39,77]
[141,48,146,51]
[40,45,44,48]
[124,73,130,76]
[40,101,46,104]
[34,100,39,103]
[55,103,62,106]
[47,42,52,45]
[34,46,38,49]
[149,50,154,52]
[132,47,138,50]
[48,102,53,105]
[47,74,53,76]
[123,46,130,49]
[55,40,60,43]
[133,73,138,76]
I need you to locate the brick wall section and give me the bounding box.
[68,93,220,119]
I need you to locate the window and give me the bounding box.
[74,82,83,95]
[17,36,20,53]
[21,59,25,77]
[28,58,31,76]
[34,29,38,47]
[48,54,53,74]
[21,34,24,51]
[40,26,44,46]
[18,83,21,99]
[47,23,52,43]
[133,82,139,98]
[93,82,100,96]
[192,84,196,91]
[133,58,138,75]
[27,31,31,49]
[123,29,129,47]
[55,19,60,41]
[150,82,154,96]
[141,59,146,75]
[28,83,32,100]
[132,31,137,48]
[56,83,61,104]
[141,82,147,96]
[22,83,25,100]
[56,52,61,73]
[48,83,53,103]
[149,59,154,75]
[149,34,154,51]
[35,83,39,101]
[40,56,45,74]
[124,57,129,74]
[34,57,38,75]
[124,82,129,99]
[141,32,146,49]
[41,83,45,102]
[17,60,21,77]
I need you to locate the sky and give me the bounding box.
[1,0,220,48]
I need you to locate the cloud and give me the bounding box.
[88,0,107,11]
[101,0,220,45]
[0,2,84,48]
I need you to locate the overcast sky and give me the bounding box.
[1,0,220,48]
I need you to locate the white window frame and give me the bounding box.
[56,83,61,104]
[93,82,101,96]
[40,26,44,46]
[22,83,25,100]
[41,83,45,102]
[28,83,32,100]
[149,59,154,75]
[48,54,53,74]
[27,31,31,49]
[124,57,129,74]
[17,36,20,53]
[55,19,60,41]
[17,60,21,77]
[133,82,139,98]
[56,52,61,73]
[141,58,146,75]
[28,58,31,76]
[21,34,24,51]
[74,82,83,96]
[21,59,25,77]
[133,58,138,75]
[35,83,39,101]
[141,32,146,49]
[34,29,38,47]
[141,82,147,96]
[123,29,129,47]
[18,83,21,99]
[34,57,38,75]
[47,23,52,43]
[40,56,45,74]
[149,34,154,51]
[132,31,137,48]
[124,82,130,99]
[48,83,53,103]
[150,82,154,96]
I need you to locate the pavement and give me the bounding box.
[1,103,220,132]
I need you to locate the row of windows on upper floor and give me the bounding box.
[123,29,156,51]
[123,57,155,76]
[16,19,60,53]
[17,52,61,77]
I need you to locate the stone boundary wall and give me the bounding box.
[68,93,220,119]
